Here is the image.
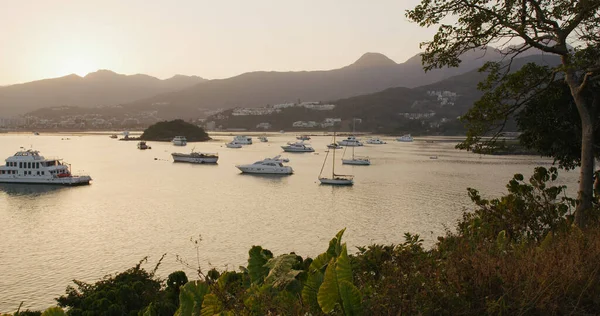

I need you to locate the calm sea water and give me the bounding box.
[0,133,578,311]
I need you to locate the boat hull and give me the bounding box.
[172,155,218,164]
[236,166,293,174]
[337,141,363,147]
[226,144,242,148]
[319,177,354,185]
[0,175,92,186]
[172,141,187,146]
[342,159,371,165]
[281,146,314,152]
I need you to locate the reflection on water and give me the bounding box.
[0,183,67,196]
[0,134,579,311]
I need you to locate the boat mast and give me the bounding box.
[332,131,336,177]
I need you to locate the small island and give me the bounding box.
[139,119,211,142]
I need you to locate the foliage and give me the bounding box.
[140,119,210,142]
[56,257,184,315]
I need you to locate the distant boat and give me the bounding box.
[109,134,118,139]
[341,143,371,165]
[233,135,252,144]
[297,135,311,140]
[226,141,242,148]
[137,141,151,150]
[337,136,363,147]
[327,143,343,149]
[258,136,268,142]
[172,149,218,164]
[397,134,414,142]
[319,132,353,185]
[366,138,386,144]
[279,130,285,134]
[33,132,40,135]
[430,156,438,160]
[281,141,314,152]
[172,136,187,146]
[236,155,293,174]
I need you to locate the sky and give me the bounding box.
[0,0,436,86]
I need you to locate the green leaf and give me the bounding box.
[339,280,363,316]
[327,228,346,257]
[41,307,66,316]
[200,294,222,316]
[247,246,272,285]
[318,258,340,313]
[264,254,302,288]
[175,281,209,316]
[302,266,324,311]
[335,244,352,285]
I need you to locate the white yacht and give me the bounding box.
[233,135,252,144]
[226,141,243,148]
[137,141,151,150]
[337,136,363,147]
[172,149,218,164]
[172,136,187,146]
[281,141,315,152]
[296,135,311,141]
[258,136,268,142]
[319,132,353,185]
[0,149,91,185]
[341,145,371,165]
[366,138,386,144]
[397,134,414,142]
[236,155,293,174]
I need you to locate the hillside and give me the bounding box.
[120,49,508,118]
[0,70,206,116]
[207,54,562,135]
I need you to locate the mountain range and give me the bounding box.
[0,71,206,116]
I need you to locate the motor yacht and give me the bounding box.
[281,141,315,152]
[366,138,386,144]
[0,149,91,185]
[226,141,243,148]
[233,135,252,144]
[172,136,187,146]
[337,136,363,147]
[172,149,218,164]
[236,155,293,174]
[397,134,414,142]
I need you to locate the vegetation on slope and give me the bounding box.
[140,119,210,142]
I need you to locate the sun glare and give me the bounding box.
[60,57,98,77]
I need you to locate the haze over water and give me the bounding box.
[0,133,578,311]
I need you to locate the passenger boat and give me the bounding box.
[172,149,218,164]
[281,141,315,152]
[172,136,187,146]
[137,141,151,150]
[233,135,252,144]
[366,138,386,144]
[0,149,91,185]
[397,134,414,142]
[236,155,293,174]
[319,132,353,185]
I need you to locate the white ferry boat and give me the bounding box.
[0,149,91,185]
[281,141,315,152]
[172,149,218,164]
[172,136,187,146]
[233,135,252,144]
[236,155,293,174]
[366,138,386,144]
[337,136,363,147]
[397,134,414,142]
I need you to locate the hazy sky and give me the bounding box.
[0,0,436,85]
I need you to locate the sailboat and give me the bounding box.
[319,132,354,185]
[341,118,371,165]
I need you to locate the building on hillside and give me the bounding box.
[205,121,216,130]
[256,122,272,130]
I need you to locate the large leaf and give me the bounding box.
[263,254,302,288]
[175,281,209,316]
[317,258,341,313]
[302,267,324,311]
[335,244,353,285]
[339,280,363,316]
[247,246,272,285]
[41,307,66,316]
[327,228,346,258]
[200,293,222,316]
[309,252,331,273]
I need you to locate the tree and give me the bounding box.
[406,0,600,226]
